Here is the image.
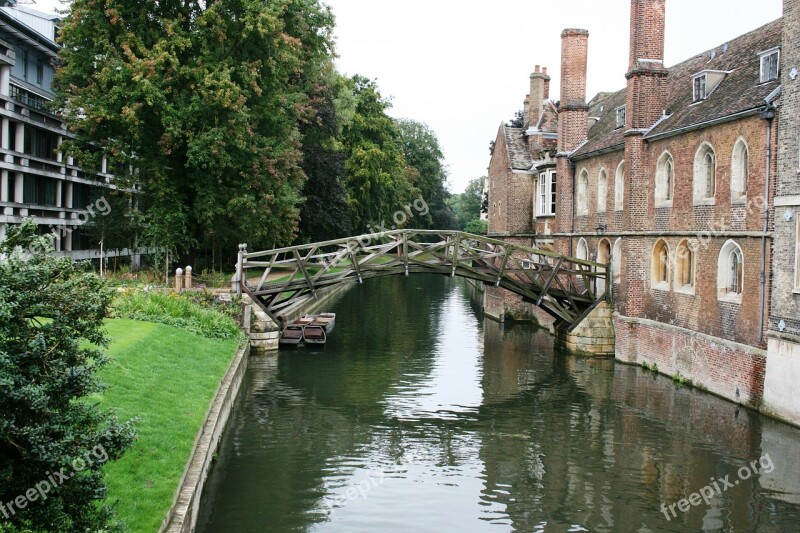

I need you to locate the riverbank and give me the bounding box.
[98,319,239,532]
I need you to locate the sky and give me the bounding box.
[29,0,784,193]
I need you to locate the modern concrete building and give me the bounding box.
[0,1,135,261]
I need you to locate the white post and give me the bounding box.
[185,265,192,290]
[175,268,183,292]
[236,243,247,296]
[99,240,104,277]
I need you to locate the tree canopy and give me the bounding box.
[55,0,336,260]
[54,0,454,263]
[449,176,486,232]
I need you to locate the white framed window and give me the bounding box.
[693,143,716,204]
[676,240,695,293]
[655,151,674,207]
[597,169,607,213]
[718,240,744,303]
[615,160,625,211]
[615,106,626,129]
[651,239,670,290]
[693,74,707,101]
[759,48,780,83]
[612,238,622,284]
[597,238,611,295]
[731,138,749,202]
[537,170,557,216]
[576,238,589,261]
[577,170,589,215]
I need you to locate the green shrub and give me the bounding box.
[111,290,244,341]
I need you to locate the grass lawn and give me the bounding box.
[96,319,239,532]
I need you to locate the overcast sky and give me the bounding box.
[32,0,784,193]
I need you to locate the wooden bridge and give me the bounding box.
[235,229,609,330]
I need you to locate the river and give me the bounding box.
[197,275,800,532]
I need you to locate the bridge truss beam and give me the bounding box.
[236,230,609,327]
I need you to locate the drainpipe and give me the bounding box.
[758,104,775,346]
[570,159,577,256]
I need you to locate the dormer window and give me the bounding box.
[693,74,707,102]
[615,106,626,129]
[691,70,728,103]
[759,48,780,82]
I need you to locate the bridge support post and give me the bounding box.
[556,301,615,357]
[241,293,280,354]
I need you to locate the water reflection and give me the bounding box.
[198,276,800,532]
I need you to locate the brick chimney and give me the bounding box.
[543,67,550,100]
[555,29,590,239]
[558,29,589,153]
[527,65,551,129]
[621,0,669,317]
[625,0,668,129]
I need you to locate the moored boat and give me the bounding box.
[304,313,336,333]
[303,325,327,346]
[279,324,304,346]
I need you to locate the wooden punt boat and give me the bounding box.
[306,312,336,333]
[279,324,304,346]
[303,325,327,346]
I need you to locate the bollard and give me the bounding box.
[236,244,247,296]
[175,268,183,292]
[185,266,193,290]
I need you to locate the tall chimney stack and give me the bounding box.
[621,0,669,314]
[542,67,550,100]
[626,0,667,129]
[555,29,590,240]
[527,65,550,129]
[558,29,589,153]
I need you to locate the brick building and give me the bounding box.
[485,67,560,323]
[486,0,790,412]
[763,0,800,426]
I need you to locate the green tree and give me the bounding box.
[464,218,488,235]
[297,70,353,243]
[81,186,144,266]
[0,221,135,531]
[54,0,336,263]
[449,176,486,230]
[341,76,411,232]
[395,119,453,229]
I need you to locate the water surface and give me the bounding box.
[198,275,800,532]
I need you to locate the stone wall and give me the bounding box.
[557,301,615,356]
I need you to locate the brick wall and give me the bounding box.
[615,315,767,407]
[488,128,510,235]
[568,114,775,347]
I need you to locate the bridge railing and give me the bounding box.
[236,230,608,325]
